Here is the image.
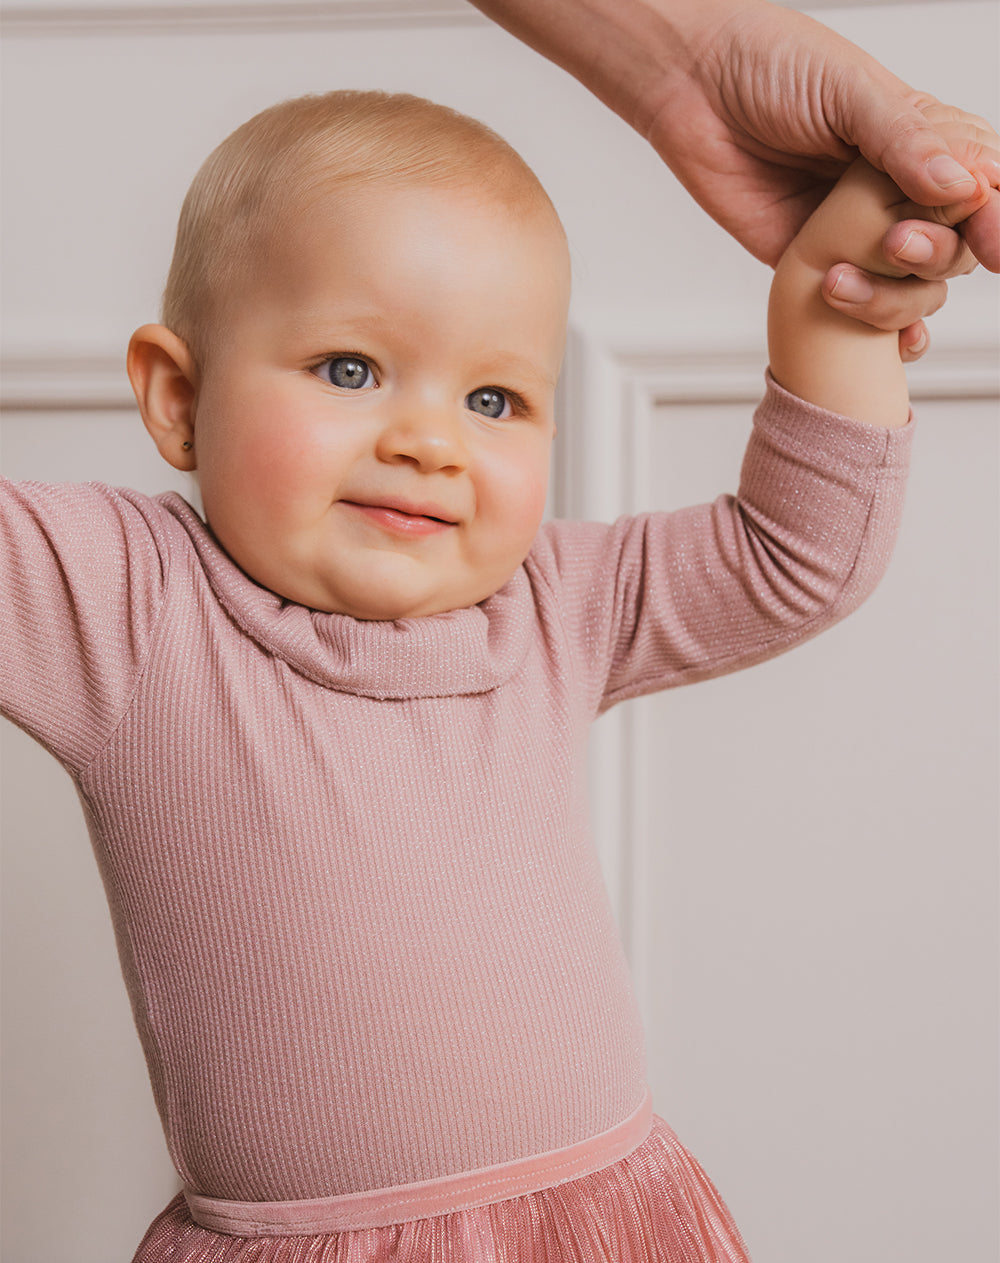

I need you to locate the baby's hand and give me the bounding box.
[820,101,999,359]
[814,98,997,357]
[790,157,991,293]
[769,152,991,427]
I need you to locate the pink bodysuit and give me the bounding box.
[0,379,912,1261]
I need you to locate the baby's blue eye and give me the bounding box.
[466,388,511,419]
[316,356,375,390]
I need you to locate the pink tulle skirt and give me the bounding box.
[132,1118,751,1262]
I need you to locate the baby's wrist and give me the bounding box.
[768,161,911,428]
[780,158,905,284]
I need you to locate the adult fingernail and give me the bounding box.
[829,267,874,303]
[907,327,928,356]
[894,230,934,264]
[927,154,977,192]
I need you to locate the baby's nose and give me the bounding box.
[375,403,469,472]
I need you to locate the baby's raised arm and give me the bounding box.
[768,150,991,430]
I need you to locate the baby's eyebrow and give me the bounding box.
[482,354,558,391]
[286,308,393,340]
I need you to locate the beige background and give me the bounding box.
[2,2,997,1260]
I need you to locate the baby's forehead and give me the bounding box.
[201,173,571,377]
[282,160,559,232]
[241,170,568,284]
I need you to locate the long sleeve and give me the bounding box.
[529,376,913,715]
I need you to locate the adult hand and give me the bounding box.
[640,4,999,265]
[650,4,998,358]
[468,0,999,355]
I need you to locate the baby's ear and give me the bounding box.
[127,324,199,471]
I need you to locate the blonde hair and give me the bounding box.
[161,90,559,362]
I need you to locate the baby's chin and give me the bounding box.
[247,571,490,622]
[212,525,531,620]
[301,576,520,622]
[321,584,496,622]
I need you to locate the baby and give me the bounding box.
[0,91,987,1261]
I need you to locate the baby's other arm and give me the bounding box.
[0,481,167,772]
[768,150,991,430]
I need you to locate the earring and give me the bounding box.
[181,440,193,451]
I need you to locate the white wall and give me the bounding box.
[2,3,997,1261]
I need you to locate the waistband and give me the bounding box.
[184,1089,653,1237]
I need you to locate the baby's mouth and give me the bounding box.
[341,499,458,537]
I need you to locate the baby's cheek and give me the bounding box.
[226,423,330,516]
[494,460,550,549]
[239,416,310,477]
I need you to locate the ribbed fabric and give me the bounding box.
[0,377,912,1257]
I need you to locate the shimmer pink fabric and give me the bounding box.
[136,1116,752,1262]
[0,378,912,1258]
[185,1092,653,1234]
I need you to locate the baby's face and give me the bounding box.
[189,180,570,618]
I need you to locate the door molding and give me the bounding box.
[0,0,483,34]
[0,0,953,35]
[556,314,998,964]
